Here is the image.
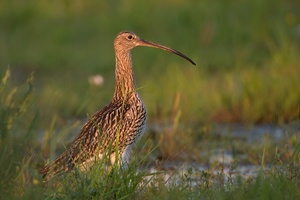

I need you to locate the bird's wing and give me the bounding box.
[39,100,130,181]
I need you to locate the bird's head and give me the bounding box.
[114,31,196,65]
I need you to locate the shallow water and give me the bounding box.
[144,122,300,185]
[212,123,299,143]
[140,161,263,188]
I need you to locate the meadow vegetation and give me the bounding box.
[0,0,300,199]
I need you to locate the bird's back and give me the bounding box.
[40,93,146,181]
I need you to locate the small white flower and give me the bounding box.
[88,75,104,86]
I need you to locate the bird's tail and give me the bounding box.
[39,162,68,182]
[39,165,52,181]
[39,151,76,181]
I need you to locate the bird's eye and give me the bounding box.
[127,35,133,40]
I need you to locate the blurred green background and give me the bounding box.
[1,0,299,126]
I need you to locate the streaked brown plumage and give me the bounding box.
[39,31,195,181]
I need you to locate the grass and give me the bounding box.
[0,0,300,199]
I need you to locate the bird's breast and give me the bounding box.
[126,96,146,122]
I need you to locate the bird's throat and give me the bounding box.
[113,51,137,100]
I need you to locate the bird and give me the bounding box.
[39,31,196,181]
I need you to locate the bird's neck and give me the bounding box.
[113,49,137,101]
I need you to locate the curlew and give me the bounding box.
[39,31,196,181]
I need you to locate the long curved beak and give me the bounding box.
[139,39,196,66]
